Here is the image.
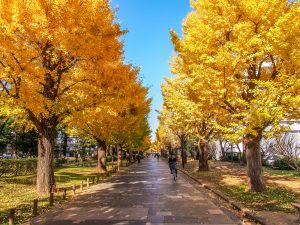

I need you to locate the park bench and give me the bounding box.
[291,203,300,222]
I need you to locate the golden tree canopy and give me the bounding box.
[0,0,124,131]
[170,0,300,139]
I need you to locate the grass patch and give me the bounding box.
[55,165,99,188]
[0,193,67,225]
[264,167,300,178]
[220,184,297,213]
[183,160,300,213]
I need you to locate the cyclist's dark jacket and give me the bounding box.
[168,158,177,164]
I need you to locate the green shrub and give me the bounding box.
[106,155,117,162]
[272,158,292,170]
[54,158,67,167]
[0,158,37,177]
[223,154,239,162]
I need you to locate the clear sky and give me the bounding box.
[110,0,191,140]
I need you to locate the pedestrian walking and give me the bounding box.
[136,153,141,164]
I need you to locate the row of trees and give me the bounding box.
[0,117,38,156]
[155,0,300,192]
[0,0,151,194]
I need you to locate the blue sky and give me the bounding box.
[110,0,191,140]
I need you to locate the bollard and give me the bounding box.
[72,184,76,195]
[80,181,83,191]
[33,199,38,216]
[8,208,16,225]
[62,189,67,200]
[49,193,54,206]
[87,178,90,188]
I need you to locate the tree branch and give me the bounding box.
[270,54,278,80]
[26,109,42,132]
[224,99,238,113]
[0,80,10,95]
[58,78,89,96]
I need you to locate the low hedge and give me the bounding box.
[272,158,300,171]
[54,158,67,167]
[0,158,37,177]
[0,155,124,177]
[106,155,118,162]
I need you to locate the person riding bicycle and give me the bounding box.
[168,154,177,177]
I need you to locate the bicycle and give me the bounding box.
[170,163,177,181]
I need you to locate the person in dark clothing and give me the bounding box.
[136,153,141,163]
[168,154,177,176]
[155,152,160,160]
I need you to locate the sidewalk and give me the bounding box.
[29,158,243,225]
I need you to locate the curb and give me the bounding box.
[178,168,267,225]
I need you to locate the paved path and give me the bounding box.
[31,158,243,225]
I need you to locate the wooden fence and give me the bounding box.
[2,166,120,225]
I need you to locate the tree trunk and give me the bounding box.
[62,131,68,157]
[219,140,226,161]
[198,139,209,171]
[181,137,185,169]
[168,143,172,156]
[245,133,266,192]
[241,136,246,165]
[36,123,56,195]
[230,144,233,162]
[117,144,122,171]
[97,139,107,174]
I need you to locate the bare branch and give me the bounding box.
[0,80,10,95]
[224,99,238,113]
[26,109,42,132]
[270,54,278,80]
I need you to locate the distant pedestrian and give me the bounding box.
[136,153,141,164]
[133,152,136,161]
[126,152,131,163]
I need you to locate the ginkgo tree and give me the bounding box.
[153,121,179,157]
[111,112,151,169]
[108,73,151,169]
[170,0,300,192]
[66,63,151,173]
[0,0,124,194]
[103,78,151,172]
[161,75,221,171]
[161,78,195,168]
[160,82,189,168]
